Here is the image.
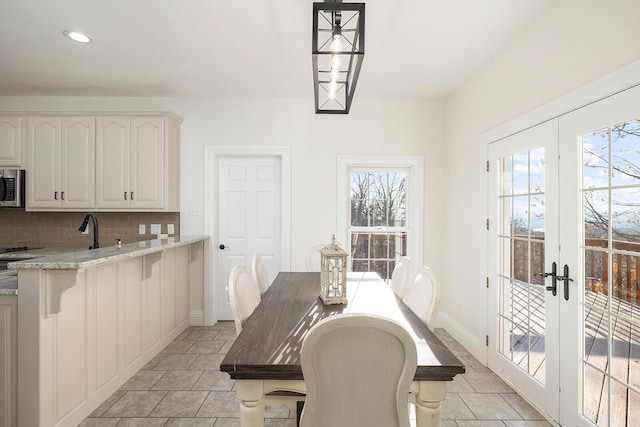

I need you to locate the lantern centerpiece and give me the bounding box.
[320,234,348,305]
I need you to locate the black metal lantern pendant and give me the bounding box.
[312,1,365,114]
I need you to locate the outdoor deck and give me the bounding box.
[509,282,640,426]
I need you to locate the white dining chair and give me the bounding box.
[403,266,441,331]
[390,256,412,299]
[299,313,417,427]
[228,265,260,336]
[252,253,270,297]
[305,244,326,272]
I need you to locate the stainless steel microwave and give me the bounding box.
[0,169,25,208]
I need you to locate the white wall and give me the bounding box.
[0,96,445,307]
[11,0,638,339]
[443,0,640,356]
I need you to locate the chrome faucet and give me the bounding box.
[78,213,100,250]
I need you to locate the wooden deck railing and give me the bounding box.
[511,236,640,306]
[585,238,640,305]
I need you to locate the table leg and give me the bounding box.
[236,380,266,427]
[413,381,446,427]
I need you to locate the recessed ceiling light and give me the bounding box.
[63,30,92,43]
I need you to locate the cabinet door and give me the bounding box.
[0,117,22,167]
[131,117,164,209]
[27,117,61,209]
[61,117,95,209]
[96,117,130,208]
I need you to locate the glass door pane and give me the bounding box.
[580,119,640,426]
[497,148,547,383]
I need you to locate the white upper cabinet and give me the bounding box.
[27,117,95,210]
[96,117,131,209]
[0,116,23,167]
[96,115,180,211]
[13,112,179,212]
[27,117,59,209]
[131,117,164,209]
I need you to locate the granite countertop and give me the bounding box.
[1,247,86,296]
[0,246,88,260]
[0,270,18,296]
[8,235,208,271]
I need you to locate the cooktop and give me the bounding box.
[0,246,44,253]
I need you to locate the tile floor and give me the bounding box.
[79,322,552,427]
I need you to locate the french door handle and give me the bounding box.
[556,264,574,301]
[536,261,557,296]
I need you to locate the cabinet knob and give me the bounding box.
[131,192,134,200]
[61,191,65,200]
[124,192,127,200]
[54,191,58,200]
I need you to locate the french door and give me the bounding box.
[489,84,640,426]
[488,119,561,421]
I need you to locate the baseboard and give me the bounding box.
[190,310,204,326]
[436,311,486,365]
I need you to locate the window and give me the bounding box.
[350,170,408,279]
[337,156,423,281]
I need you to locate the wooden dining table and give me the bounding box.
[220,271,465,427]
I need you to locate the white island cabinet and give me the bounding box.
[10,236,209,427]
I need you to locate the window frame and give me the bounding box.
[337,155,424,276]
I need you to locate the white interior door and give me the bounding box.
[487,119,560,422]
[216,156,282,320]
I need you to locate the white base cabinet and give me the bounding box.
[16,240,205,427]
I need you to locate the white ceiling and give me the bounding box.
[0,0,552,98]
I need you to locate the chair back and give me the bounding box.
[252,253,270,297]
[228,265,260,336]
[305,244,326,272]
[390,256,412,299]
[300,314,417,427]
[403,266,441,331]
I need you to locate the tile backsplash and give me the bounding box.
[0,210,180,249]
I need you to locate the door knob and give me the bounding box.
[536,262,557,296]
[219,244,226,250]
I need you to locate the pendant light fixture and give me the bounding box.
[312,1,365,114]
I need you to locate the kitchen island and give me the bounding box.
[6,236,209,427]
